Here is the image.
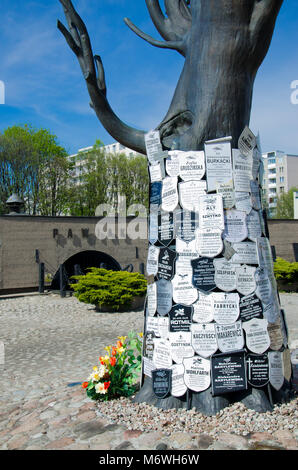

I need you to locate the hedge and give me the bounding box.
[274,257,298,284]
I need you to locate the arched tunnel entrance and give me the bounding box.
[51,250,121,290]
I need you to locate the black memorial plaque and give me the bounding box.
[175,210,197,242]
[211,351,247,396]
[246,353,269,388]
[152,369,172,399]
[191,257,216,293]
[158,247,176,281]
[150,182,162,206]
[239,294,263,322]
[169,304,193,332]
[158,211,174,246]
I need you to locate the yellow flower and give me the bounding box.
[117,336,127,343]
[93,366,98,371]
[117,346,124,355]
[138,332,143,338]
[104,345,111,353]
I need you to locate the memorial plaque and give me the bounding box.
[215,321,244,353]
[176,238,200,261]
[222,209,248,243]
[238,126,256,156]
[204,138,233,192]
[246,209,262,242]
[146,245,160,276]
[191,323,218,358]
[145,331,155,359]
[153,338,172,369]
[157,247,176,281]
[268,351,284,391]
[156,279,173,316]
[147,282,157,316]
[158,211,174,246]
[216,180,235,209]
[250,180,262,211]
[150,181,162,206]
[251,147,261,181]
[152,368,172,399]
[235,192,252,214]
[232,149,252,193]
[148,208,158,244]
[175,210,197,242]
[246,353,269,388]
[166,151,180,177]
[211,351,247,395]
[172,273,198,305]
[179,151,205,181]
[282,349,292,382]
[149,161,164,182]
[214,258,238,292]
[161,176,178,212]
[193,292,214,323]
[175,257,193,277]
[158,316,170,340]
[196,228,223,258]
[213,292,240,324]
[239,294,263,322]
[169,304,193,332]
[231,242,258,265]
[242,318,270,354]
[146,317,160,337]
[256,238,274,274]
[169,332,194,364]
[145,130,163,164]
[222,240,236,261]
[191,257,216,293]
[143,357,155,378]
[236,265,256,296]
[255,268,272,306]
[199,194,224,231]
[170,363,187,397]
[183,356,211,392]
[267,318,284,351]
[179,180,207,212]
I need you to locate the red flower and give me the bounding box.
[110,357,116,367]
[104,381,111,390]
[111,347,117,356]
[82,382,89,389]
[99,356,105,365]
[116,341,123,348]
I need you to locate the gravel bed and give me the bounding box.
[96,395,298,438]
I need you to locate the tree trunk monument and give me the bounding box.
[58,0,294,415]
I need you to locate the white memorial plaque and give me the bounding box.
[183,356,211,392]
[147,282,157,316]
[144,331,155,360]
[169,332,194,364]
[161,176,178,212]
[175,257,193,277]
[231,242,258,265]
[153,338,172,369]
[179,151,205,181]
[149,161,164,182]
[267,318,284,351]
[223,209,248,243]
[215,321,244,353]
[143,357,155,378]
[179,180,207,212]
[156,279,173,316]
[204,138,233,192]
[191,323,218,358]
[196,228,223,258]
[213,292,240,324]
[255,268,272,306]
[146,245,160,276]
[247,209,262,241]
[192,293,214,323]
[236,265,256,296]
[214,258,238,292]
[216,180,235,209]
[146,317,160,337]
[256,238,274,274]
[233,149,252,193]
[145,130,163,164]
[238,126,256,156]
[250,180,262,211]
[172,273,198,306]
[242,318,270,354]
[199,194,224,231]
[268,351,284,391]
[158,317,170,339]
[176,238,200,261]
[166,151,180,177]
[149,209,158,244]
[235,192,252,214]
[170,363,187,397]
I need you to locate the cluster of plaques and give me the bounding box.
[144,128,292,399]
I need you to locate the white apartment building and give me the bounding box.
[262,150,298,217]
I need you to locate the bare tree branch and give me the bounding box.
[145,0,174,41]
[164,0,191,37]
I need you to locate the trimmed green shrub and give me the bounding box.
[70,268,147,311]
[274,257,298,284]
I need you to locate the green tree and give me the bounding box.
[274,187,298,219]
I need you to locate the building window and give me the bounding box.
[268,158,276,165]
[280,177,284,183]
[280,167,284,173]
[280,187,284,193]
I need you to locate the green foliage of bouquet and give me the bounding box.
[82,331,143,401]
[71,268,147,310]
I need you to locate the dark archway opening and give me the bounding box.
[50,250,121,290]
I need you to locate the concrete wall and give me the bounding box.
[267,219,298,263]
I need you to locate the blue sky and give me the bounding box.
[0,0,297,156]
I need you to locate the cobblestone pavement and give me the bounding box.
[0,293,297,451]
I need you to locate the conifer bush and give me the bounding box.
[71,268,147,311]
[274,257,298,285]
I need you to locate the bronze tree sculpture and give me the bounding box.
[58,0,291,415]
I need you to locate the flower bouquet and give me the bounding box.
[82,331,143,401]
